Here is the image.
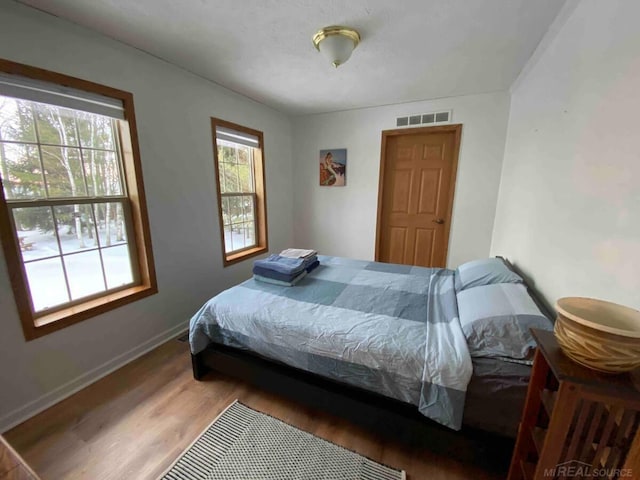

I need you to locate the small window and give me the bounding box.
[211,118,268,266]
[0,58,157,340]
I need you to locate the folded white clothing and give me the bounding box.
[279,248,317,259]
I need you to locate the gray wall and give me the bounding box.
[491,0,640,310]
[292,92,511,268]
[0,2,293,431]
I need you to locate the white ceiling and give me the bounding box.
[19,0,565,115]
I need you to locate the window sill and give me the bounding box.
[224,245,268,267]
[26,284,158,340]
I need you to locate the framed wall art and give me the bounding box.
[319,149,346,186]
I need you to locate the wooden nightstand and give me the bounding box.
[508,329,640,480]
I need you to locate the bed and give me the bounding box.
[189,255,553,438]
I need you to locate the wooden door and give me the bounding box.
[375,125,461,268]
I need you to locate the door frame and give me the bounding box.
[374,124,463,266]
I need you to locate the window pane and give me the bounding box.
[227,196,243,224]
[42,146,86,197]
[231,223,247,251]
[54,204,99,254]
[222,194,258,253]
[221,196,230,225]
[77,112,115,150]
[84,150,122,196]
[242,196,255,223]
[244,221,256,247]
[102,244,134,289]
[218,164,227,194]
[237,146,250,166]
[237,164,252,193]
[218,145,235,164]
[0,142,45,199]
[224,225,234,253]
[94,202,127,247]
[64,250,105,300]
[12,206,60,261]
[24,257,69,311]
[34,103,79,146]
[0,97,36,142]
[220,162,239,193]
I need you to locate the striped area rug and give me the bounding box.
[160,400,405,480]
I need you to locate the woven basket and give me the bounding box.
[554,297,640,374]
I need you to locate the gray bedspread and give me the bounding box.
[189,256,472,430]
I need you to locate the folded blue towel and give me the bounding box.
[254,270,307,287]
[254,254,317,275]
[253,258,320,283]
[254,254,306,276]
[253,265,301,282]
[302,255,317,269]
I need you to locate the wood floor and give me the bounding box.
[1,435,40,479]
[4,338,506,480]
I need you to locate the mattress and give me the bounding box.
[464,357,531,437]
[190,255,473,430]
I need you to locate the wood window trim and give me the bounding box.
[0,58,157,341]
[211,118,268,267]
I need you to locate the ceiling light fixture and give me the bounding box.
[312,26,361,68]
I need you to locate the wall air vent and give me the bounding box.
[395,110,452,128]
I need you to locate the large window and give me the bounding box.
[0,59,156,340]
[211,118,267,266]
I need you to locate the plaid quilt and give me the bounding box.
[189,256,472,429]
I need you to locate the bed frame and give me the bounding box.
[190,256,554,470]
[191,341,514,469]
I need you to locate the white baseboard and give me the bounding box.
[0,321,189,434]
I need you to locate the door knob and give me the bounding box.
[433,218,445,224]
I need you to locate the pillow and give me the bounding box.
[455,258,523,292]
[457,283,553,362]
